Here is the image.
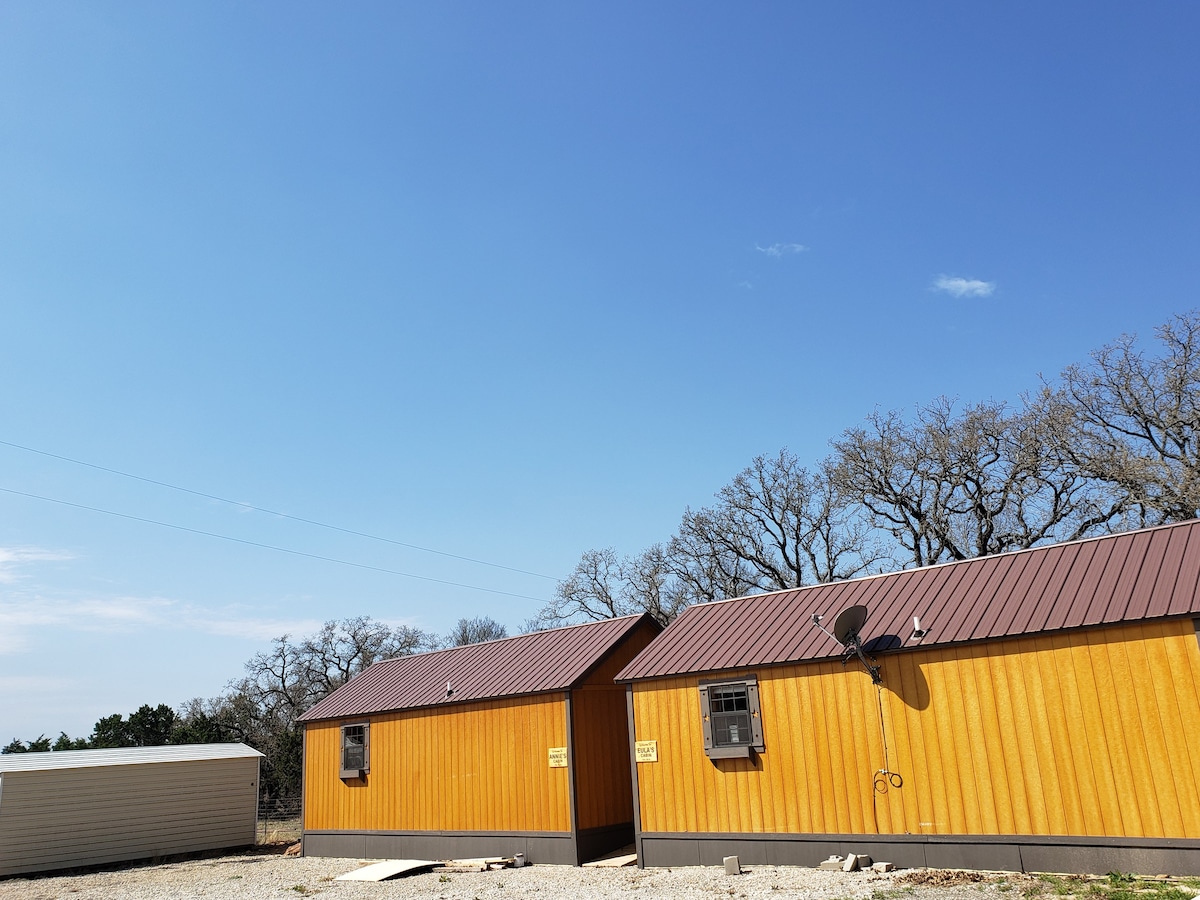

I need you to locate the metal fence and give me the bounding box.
[257,797,302,844]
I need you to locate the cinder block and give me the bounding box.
[871,862,895,873]
[843,853,860,872]
[724,855,741,875]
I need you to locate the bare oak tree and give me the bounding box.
[831,397,1123,566]
[1046,310,1200,524]
[444,616,509,646]
[537,452,880,627]
[677,450,883,590]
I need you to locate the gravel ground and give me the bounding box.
[0,848,1022,900]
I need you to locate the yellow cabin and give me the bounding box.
[299,614,660,865]
[616,521,1200,874]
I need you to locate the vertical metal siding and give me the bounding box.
[304,694,571,833]
[632,619,1200,841]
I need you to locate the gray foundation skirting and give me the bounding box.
[304,823,633,867]
[636,832,1200,875]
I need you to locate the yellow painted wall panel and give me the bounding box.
[969,651,1008,833]
[1015,643,1053,834]
[632,620,1200,840]
[304,693,570,833]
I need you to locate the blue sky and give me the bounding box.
[2,2,1198,741]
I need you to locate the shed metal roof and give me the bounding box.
[0,742,263,773]
[299,613,654,722]
[616,519,1200,682]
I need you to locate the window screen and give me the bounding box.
[340,722,369,778]
[709,684,752,746]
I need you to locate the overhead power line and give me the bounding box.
[0,438,556,580]
[0,486,550,604]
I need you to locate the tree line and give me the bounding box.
[530,310,1200,627]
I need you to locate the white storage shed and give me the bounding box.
[0,742,263,877]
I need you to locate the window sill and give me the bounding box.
[705,745,753,760]
[340,769,367,780]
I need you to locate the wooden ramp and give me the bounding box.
[335,859,439,881]
[582,845,638,868]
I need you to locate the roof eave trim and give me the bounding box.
[298,685,572,724]
[616,613,1200,682]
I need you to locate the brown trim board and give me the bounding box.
[625,684,644,868]
[565,689,580,865]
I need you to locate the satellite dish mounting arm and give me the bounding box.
[841,630,883,685]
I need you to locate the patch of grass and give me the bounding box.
[1018,871,1199,900]
[439,874,451,883]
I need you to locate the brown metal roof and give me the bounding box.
[616,520,1200,682]
[299,613,654,722]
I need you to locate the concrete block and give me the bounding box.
[843,854,860,872]
[818,855,845,871]
[872,862,895,873]
[724,855,741,875]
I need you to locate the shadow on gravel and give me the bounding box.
[0,842,294,883]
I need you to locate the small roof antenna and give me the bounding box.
[812,604,882,684]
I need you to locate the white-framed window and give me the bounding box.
[340,722,370,779]
[698,676,764,759]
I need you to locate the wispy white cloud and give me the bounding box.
[755,242,809,257]
[0,589,327,654]
[0,594,177,652]
[192,613,325,642]
[933,275,996,298]
[0,547,72,584]
[0,545,408,654]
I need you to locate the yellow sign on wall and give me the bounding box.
[548,746,568,768]
[635,740,658,763]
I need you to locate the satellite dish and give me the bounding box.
[812,604,882,685]
[832,605,868,645]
